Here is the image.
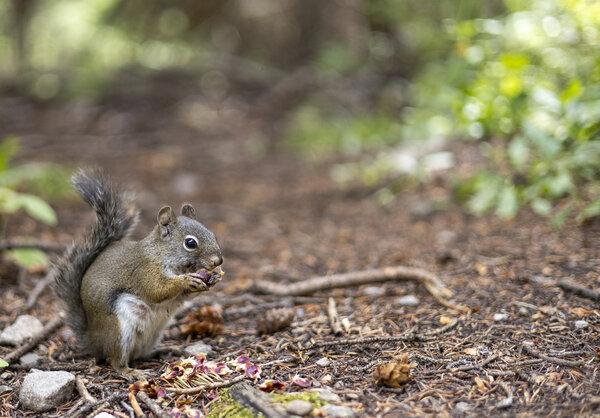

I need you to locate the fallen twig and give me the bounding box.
[137,392,170,418]
[68,393,128,418]
[311,319,458,349]
[555,279,600,301]
[252,265,463,310]
[449,354,500,372]
[164,374,247,395]
[25,271,54,311]
[0,240,66,253]
[4,316,64,363]
[75,376,96,404]
[521,343,583,367]
[129,391,145,417]
[327,297,343,335]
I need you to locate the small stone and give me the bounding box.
[183,342,213,357]
[316,357,331,367]
[19,371,75,412]
[311,388,341,402]
[321,404,357,417]
[396,295,420,307]
[0,385,12,395]
[454,401,472,413]
[320,374,333,385]
[363,286,386,297]
[575,320,589,329]
[1,372,12,380]
[493,313,508,322]
[0,315,43,346]
[94,413,117,418]
[285,399,313,416]
[20,353,40,367]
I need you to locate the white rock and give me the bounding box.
[183,342,213,357]
[286,399,313,416]
[396,295,420,307]
[321,404,357,417]
[0,385,12,395]
[363,286,386,297]
[493,313,508,322]
[575,320,589,329]
[316,357,331,367]
[19,371,75,412]
[0,315,43,346]
[311,388,341,402]
[94,413,117,418]
[19,353,40,366]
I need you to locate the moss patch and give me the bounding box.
[269,390,328,408]
[207,389,262,418]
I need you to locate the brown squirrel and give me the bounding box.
[53,170,223,375]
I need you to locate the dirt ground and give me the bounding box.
[0,80,599,417]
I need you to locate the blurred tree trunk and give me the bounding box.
[11,0,37,77]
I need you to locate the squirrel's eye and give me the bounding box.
[183,236,199,251]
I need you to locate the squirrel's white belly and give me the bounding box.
[114,293,186,364]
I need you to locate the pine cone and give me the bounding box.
[256,308,295,335]
[180,306,224,337]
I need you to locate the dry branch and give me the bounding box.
[4,316,63,363]
[521,343,583,367]
[25,271,54,311]
[0,240,66,253]
[164,374,247,395]
[555,279,600,301]
[75,376,96,404]
[137,392,169,418]
[252,265,463,310]
[129,391,145,417]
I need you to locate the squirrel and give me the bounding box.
[53,169,223,375]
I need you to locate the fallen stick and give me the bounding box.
[4,316,64,363]
[521,343,583,367]
[252,265,462,310]
[555,279,600,301]
[75,376,96,404]
[137,392,170,418]
[164,374,247,395]
[327,297,343,335]
[0,240,66,253]
[25,271,54,311]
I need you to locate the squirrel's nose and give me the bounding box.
[211,253,223,267]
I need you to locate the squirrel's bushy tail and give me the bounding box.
[53,169,139,336]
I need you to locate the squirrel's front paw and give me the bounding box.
[185,273,209,292]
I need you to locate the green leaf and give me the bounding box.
[576,197,600,223]
[0,358,8,368]
[5,249,49,270]
[531,198,552,216]
[551,203,572,229]
[495,185,519,219]
[508,136,529,171]
[18,194,57,225]
[467,176,500,215]
[0,136,20,172]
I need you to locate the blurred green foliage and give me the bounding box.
[289,0,600,224]
[0,137,71,269]
[0,0,598,224]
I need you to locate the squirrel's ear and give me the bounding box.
[181,203,196,219]
[157,206,177,237]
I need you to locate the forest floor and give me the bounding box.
[0,77,599,417]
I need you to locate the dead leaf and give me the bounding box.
[464,347,478,356]
[373,354,416,388]
[440,315,453,325]
[474,376,486,392]
[570,307,594,317]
